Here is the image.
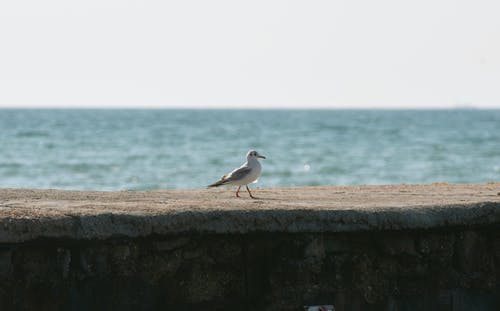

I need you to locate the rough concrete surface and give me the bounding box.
[0,184,499,310]
[0,183,500,243]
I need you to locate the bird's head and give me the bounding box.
[247,150,266,160]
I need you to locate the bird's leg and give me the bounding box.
[245,185,255,199]
[235,186,241,197]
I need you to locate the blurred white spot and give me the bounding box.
[494,165,500,172]
[304,164,311,172]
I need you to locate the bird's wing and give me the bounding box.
[208,166,252,187]
[226,166,252,182]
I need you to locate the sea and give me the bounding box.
[0,109,499,191]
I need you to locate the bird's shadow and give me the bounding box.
[245,196,279,201]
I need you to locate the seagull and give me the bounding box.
[208,150,266,198]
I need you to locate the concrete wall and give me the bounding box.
[0,185,499,310]
[0,228,499,310]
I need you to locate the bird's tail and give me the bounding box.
[208,176,229,188]
[208,180,227,188]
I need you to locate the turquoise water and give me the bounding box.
[0,109,499,190]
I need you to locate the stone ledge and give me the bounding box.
[0,183,499,243]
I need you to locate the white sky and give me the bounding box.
[0,0,499,109]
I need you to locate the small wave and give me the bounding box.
[319,124,351,132]
[0,162,23,169]
[126,154,147,161]
[58,163,114,173]
[0,162,24,177]
[269,170,293,178]
[43,142,56,149]
[15,131,50,138]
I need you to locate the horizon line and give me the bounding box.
[0,106,497,110]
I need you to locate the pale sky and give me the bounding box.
[0,0,499,109]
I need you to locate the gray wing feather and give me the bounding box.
[226,166,252,182]
[208,166,252,187]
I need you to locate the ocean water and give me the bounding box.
[0,109,499,191]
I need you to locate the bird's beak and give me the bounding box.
[257,155,266,159]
